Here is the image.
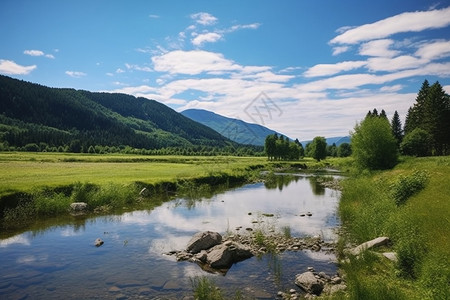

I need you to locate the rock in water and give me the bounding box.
[295,271,324,296]
[206,242,253,269]
[95,238,104,247]
[186,231,222,254]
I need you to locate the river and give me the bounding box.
[0,173,341,299]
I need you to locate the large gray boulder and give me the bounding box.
[206,242,253,269]
[295,271,324,295]
[186,231,222,254]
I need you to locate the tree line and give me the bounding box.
[352,79,449,170]
[264,134,352,161]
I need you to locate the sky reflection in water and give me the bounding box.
[0,174,340,299]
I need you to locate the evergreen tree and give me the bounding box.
[404,80,450,155]
[391,110,403,147]
[404,80,430,134]
[380,109,387,119]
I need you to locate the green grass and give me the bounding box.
[335,156,450,299]
[0,152,270,196]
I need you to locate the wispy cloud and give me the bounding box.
[331,6,450,45]
[152,50,242,75]
[24,49,55,59]
[149,14,160,19]
[415,40,450,60]
[65,71,87,78]
[304,61,366,77]
[359,39,400,57]
[0,59,36,75]
[190,12,217,25]
[192,32,222,46]
[125,63,152,72]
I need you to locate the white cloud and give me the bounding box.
[366,55,425,72]
[116,68,125,73]
[228,23,261,32]
[0,59,36,75]
[359,39,400,57]
[149,14,159,19]
[24,49,44,56]
[190,12,217,25]
[191,32,222,46]
[24,49,55,59]
[125,63,152,72]
[415,40,450,61]
[65,71,86,78]
[380,84,404,92]
[304,61,366,77]
[152,50,241,75]
[331,6,450,45]
[332,46,349,55]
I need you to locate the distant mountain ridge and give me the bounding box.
[0,75,233,151]
[181,109,286,146]
[301,136,351,146]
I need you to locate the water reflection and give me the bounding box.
[0,173,340,299]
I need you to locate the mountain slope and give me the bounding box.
[0,75,230,150]
[181,109,285,146]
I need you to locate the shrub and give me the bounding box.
[390,170,429,206]
[400,128,431,157]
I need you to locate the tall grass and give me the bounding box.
[335,156,450,299]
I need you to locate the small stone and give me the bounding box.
[108,286,121,292]
[289,288,297,294]
[331,277,342,284]
[95,238,104,247]
[307,266,315,272]
[277,291,284,297]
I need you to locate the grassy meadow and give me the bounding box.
[333,156,450,300]
[0,152,269,197]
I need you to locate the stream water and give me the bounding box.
[0,173,341,299]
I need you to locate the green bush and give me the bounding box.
[390,170,429,206]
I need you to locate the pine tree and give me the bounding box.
[404,80,430,134]
[403,80,450,155]
[391,110,403,147]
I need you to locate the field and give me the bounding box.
[0,152,269,197]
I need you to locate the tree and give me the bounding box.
[400,128,431,157]
[351,116,398,170]
[391,110,403,147]
[404,80,450,155]
[264,134,277,160]
[337,142,352,157]
[327,143,337,157]
[310,136,327,161]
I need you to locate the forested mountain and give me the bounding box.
[0,75,236,153]
[181,108,284,146]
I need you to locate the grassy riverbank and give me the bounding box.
[0,152,330,232]
[333,156,450,299]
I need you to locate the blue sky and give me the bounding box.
[1,0,450,140]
